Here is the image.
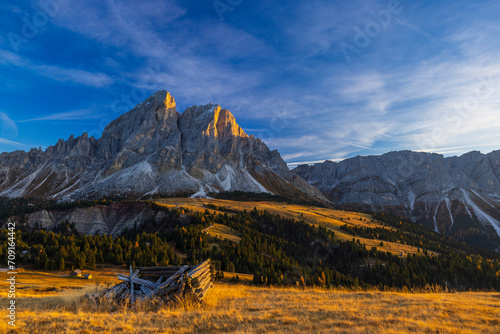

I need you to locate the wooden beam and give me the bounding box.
[130,265,135,305]
[137,266,186,271]
[187,259,211,277]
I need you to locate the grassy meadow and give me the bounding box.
[155,198,433,256]
[203,223,242,243]
[1,270,499,333]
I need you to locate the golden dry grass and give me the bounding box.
[1,276,499,334]
[203,223,242,243]
[220,272,254,282]
[0,270,121,299]
[155,198,429,256]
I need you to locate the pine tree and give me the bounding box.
[228,261,235,273]
[56,253,65,271]
[96,249,104,263]
[253,271,261,284]
[88,250,96,269]
[78,253,86,269]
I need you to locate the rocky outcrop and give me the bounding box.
[0,90,324,202]
[7,202,156,235]
[294,150,500,239]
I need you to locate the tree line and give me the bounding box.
[1,200,499,291]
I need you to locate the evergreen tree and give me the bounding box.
[88,250,96,269]
[59,257,65,271]
[78,254,86,269]
[253,271,261,284]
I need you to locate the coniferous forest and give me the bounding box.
[1,198,499,291]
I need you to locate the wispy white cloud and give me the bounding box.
[282,152,306,161]
[0,49,113,87]
[0,111,42,150]
[47,0,271,117]
[3,0,500,164]
[394,18,436,42]
[340,141,374,150]
[277,0,389,57]
[0,111,18,138]
[0,137,31,149]
[100,1,500,163]
[18,108,105,122]
[254,1,500,164]
[287,158,347,168]
[51,0,186,52]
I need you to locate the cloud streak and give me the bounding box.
[0,111,18,138]
[0,137,31,149]
[0,49,113,87]
[1,0,500,162]
[18,108,106,122]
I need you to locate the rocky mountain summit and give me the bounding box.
[294,150,500,242]
[0,91,324,202]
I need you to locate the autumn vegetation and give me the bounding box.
[0,271,498,333]
[1,195,499,332]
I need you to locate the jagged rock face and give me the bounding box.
[6,202,157,235]
[0,90,320,201]
[98,91,181,174]
[294,150,500,239]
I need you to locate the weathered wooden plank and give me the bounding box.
[103,283,121,294]
[130,265,135,304]
[138,272,180,276]
[198,282,212,300]
[140,285,150,295]
[188,264,211,280]
[156,283,181,296]
[192,277,212,290]
[167,282,185,301]
[192,269,211,288]
[139,272,181,277]
[187,259,211,277]
[147,265,189,298]
[104,283,126,298]
[95,260,214,308]
[154,276,163,286]
[137,266,186,271]
[195,275,212,294]
[118,275,158,288]
[139,268,185,272]
[157,265,189,289]
[197,274,212,288]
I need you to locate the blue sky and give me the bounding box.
[1,0,500,167]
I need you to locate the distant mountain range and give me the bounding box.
[293,151,500,245]
[0,91,324,202]
[0,90,498,247]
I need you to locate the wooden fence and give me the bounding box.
[87,259,214,307]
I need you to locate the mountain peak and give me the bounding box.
[212,107,248,139]
[0,89,324,204]
[181,103,247,138]
[138,90,176,112]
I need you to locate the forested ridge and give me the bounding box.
[2,199,499,291]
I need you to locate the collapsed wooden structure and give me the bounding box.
[87,259,214,307]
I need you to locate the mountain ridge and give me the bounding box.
[0,90,325,202]
[293,150,500,247]
[3,90,498,248]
